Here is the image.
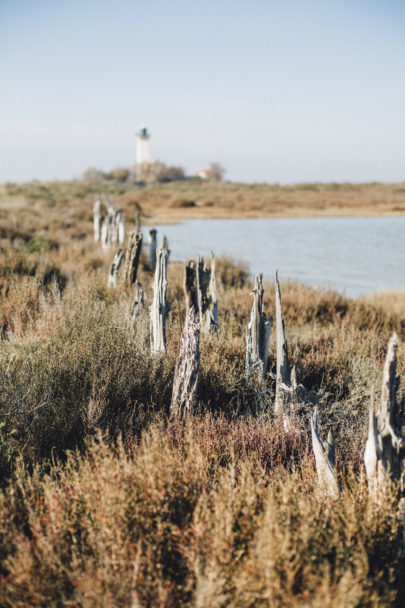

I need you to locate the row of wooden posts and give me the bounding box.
[93,198,405,503]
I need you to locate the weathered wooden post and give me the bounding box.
[162,235,171,260]
[93,198,102,242]
[148,229,158,271]
[184,259,198,311]
[150,247,169,353]
[245,274,272,379]
[130,281,144,330]
[123,230,143,288]
[101,219,110,251]
[311,407,340,499]
[364,333,405,498]
[116,210,126,244]
[197,253,219,334]
[274,271,293,416]
[107,249,124,289]
[170,307,200,418]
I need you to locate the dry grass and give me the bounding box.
[1,179,405,229]
[0,179,405,605]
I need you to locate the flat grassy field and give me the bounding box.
[0,178,405,606]
[2,179,405,229]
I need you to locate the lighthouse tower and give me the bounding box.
[135,125,150,180]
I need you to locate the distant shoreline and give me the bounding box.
[1,179,405,225]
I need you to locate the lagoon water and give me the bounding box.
[152,217,405,297]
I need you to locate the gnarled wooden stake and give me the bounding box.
[184,260,198,311]
[150,247,168,353]
[116,210,126,244]
[274,271,293,417]
[123,231,143,288]
[93,198,102,242]
[311,407,340,499]
[170,307,200,418]
[364,333,405,497]
[148,229,158,271]
[107,249,124,288]
[184,253,218,334]
[130,281,144,330]
[245,274,271,379]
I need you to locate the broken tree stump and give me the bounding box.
[150,247,169,353]
[130,281,145,330]
[148,228,158,271]
[93,198,102,242]
[184,260,198,311]
[107,248,124,289]
[123,230,143,288]
[116,210,126,244]
[184,253,219,334]
[311,407,340,499]
[274,271,293,418]
[364,333,405,498]
[245,273,271,379]
[170,307,200,418]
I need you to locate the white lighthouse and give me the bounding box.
[135,125,150,180]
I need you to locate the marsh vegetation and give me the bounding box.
[0,178,405,606]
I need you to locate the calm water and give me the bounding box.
[150,217,405,297]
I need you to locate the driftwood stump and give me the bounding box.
[116,210,126,244]
[184,253,219,334]
[274,271,299,425]
[98,196,125,250]
[245,274,271,379]
[364,333,405,498]
[148,229,158,271]
[311,407,340,499]
[130,281,144,330]
[93,198,102,242]
[184,260,198,310]
[170,307,200,418]
[107,249,124,289]
[123,230,143,288]
[150,247,169,353]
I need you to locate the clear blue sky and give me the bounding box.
[1,0,404,183]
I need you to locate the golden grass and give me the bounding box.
[0,179,405,605]
[2,179,405,229]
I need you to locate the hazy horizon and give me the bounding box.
[1,0,404,184]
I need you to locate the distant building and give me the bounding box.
[195,169,212,180]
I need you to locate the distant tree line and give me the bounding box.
[82,160,225,184]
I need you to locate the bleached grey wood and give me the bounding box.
[162,235,170,259]
[206,252,219,332]
[274,271,292,416]
[364,333,405,497]
[170,307,200,418]
[107,248,124,289]
[130,281,144,330]
[123,230,143,288]
[93,198,102,242]
[245,273,271,379]
[150,247,168,353]
[148,228,158,271]
[184,254,219,333]
[117,210,126,244]
[101,220,109,251]
[184,259,198,311]
[311,407,340,499]
[196,254,219,334]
